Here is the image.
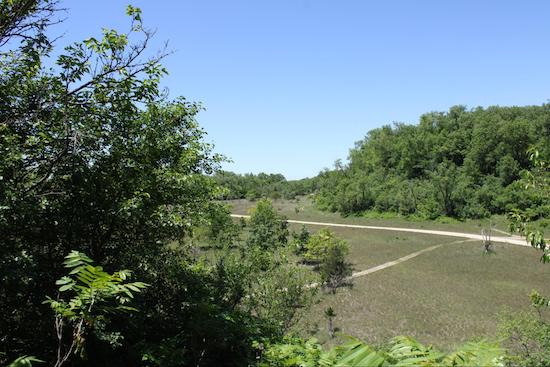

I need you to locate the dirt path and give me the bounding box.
[304,239,475,289]
[349,239,475,279]
[230,214,530,247]
[491,227,512,236]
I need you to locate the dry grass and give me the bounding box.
[297,241,550,350]
[226,197,550,349]
[287,222,454,270]
[227,197,513,235]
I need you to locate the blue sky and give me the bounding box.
[54,1,550,179]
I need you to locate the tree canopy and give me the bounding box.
[314,105,550,219]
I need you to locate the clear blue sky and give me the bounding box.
[54,1,550,179]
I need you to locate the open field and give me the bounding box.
[227,198,550,350]
[297,240,550,350]
[227,197,515,236]
[287,222,457,271]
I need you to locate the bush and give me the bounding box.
[246,199,289,250]
[302,229,352,292]
[202,204,241,248]
[290,225,310,255]
[319,242,352,293]
[499,311,550,367]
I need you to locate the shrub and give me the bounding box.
[246,199,289,250]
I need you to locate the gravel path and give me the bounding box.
[230,214,529,247]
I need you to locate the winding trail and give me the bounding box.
[234,213,533,289]
[230,214,529,247]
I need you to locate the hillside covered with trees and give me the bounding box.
[216,105,548,222]
[314,105,549,220]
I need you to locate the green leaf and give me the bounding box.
[8,355,44,367]
[59,284,74,292]
[55,276,72,285]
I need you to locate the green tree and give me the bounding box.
[303,229,352,292]
[0,0,57,48]
[430,160,461,217]
[319,241,352,293]
[0,4,235,364]
[290,224,310,255]
[303,229,345,263]
[314,105,549,220]
[246,199,289,250]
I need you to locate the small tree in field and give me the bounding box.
[319,242,352,293]
[303,229,334,263]
[290,225,310,255]
[246,199,288,250]
[303,229,352,292]
[324,306,336,338]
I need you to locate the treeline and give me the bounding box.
[213,171,316,200]
[315,105,550,219]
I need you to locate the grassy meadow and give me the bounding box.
[228,196,514,236]
[226,197,550,350]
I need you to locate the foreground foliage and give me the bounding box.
[499,311,550,367]
[501,151,550,367]
[257,335,504,367]
[0,2,306,365]
[44,251,148,367]
[7,356,44,367]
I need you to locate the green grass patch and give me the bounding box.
[226,197,513,235]
[226,197,549,349]
[294,241,550,350]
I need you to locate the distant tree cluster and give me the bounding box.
[315,105,550,219]
[213,171,316,200]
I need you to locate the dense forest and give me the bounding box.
[1,1,549,367]
[314,105,549,219]
[213,171,316,200]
